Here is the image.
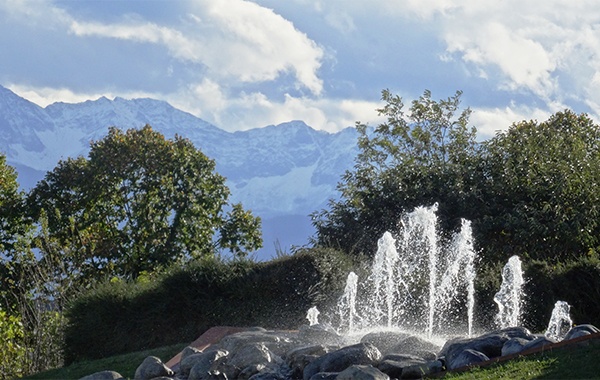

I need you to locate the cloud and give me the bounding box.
[6,84,158,107]
[470,105,556,140]
[66,0,324,95]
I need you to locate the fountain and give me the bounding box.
[545,300,573,341]
[493,255,525,329]
[337,272,359,333]
[306,306,320,326]
[335,204,477,338]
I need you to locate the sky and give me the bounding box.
[2,0,600,140]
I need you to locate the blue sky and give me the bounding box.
[2,0,599,139]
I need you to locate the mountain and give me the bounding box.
[0,85,359,259]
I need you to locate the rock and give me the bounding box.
[79,370,125,380]
[360,331,411,354]
[186,349,229,380]
[439,326,533,369]
[303,343,381,380]
[377,359,409,379]
[564,324,600,340]
[501,337,530,356]
[401,360,444,379]
[388,335,441,360]
[521,336,557,352]
[308,373,338,380]
[219,330,294,354]
[285,344,332,378]
[134,356,174,380]
[214,342,281,379]
[337,365,390,380]
[180,346,203,361]
[447,349,489,369]
[298,324,344,346]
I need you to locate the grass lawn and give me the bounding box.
[23,343,187,380]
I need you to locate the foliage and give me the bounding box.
[477,110,600,263]
[63,247,353,362]
[0,309,26,379]
[28,125,262,279]
[312,89,478,256]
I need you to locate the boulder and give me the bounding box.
[360,331,411,354]
[521,336,557,352]
[377,355,443,379]
[337,365,390,380]
[501,337,530,356]
[298,324,344,346]
[79,370,125,380]
[285,344,332,378]
[214,342,281,379]
[308,373,338,380]
[401,360,444,379]
[447,349,489,370]
[134,356,174,380]
[185,349,229,380]
[564,324,600,340]
[219,330,294,354]
[439,326,533,369]
[388,335,441,359]
[303,343,381,380]
[180,346,204,362]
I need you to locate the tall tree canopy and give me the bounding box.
[28,126,262,279]
[312,89,478,256]
[477,110,600,262]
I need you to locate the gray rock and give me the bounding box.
[308,373,338,380]
[377,359,406,379]
[186,349,229,380]
[219,331,293,354]
[79,370,125,380]
[303,343,381,380]
[401,360,444,379]
[180,346,204,362]
[564,324,600,340]
[298,324,344,346]
[521,336,557,352]
[439,326,533,369]
[360,331,411,354]
[285,344,332,378]
[501,337,530,356]
[448,349,489,370]
[337,365,390,380]
[390,335,440,355]
[134,356,174,380]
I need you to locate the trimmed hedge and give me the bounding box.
[64,247,353,363]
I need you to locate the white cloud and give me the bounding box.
[470,105,555,140]
[6,84,157,107]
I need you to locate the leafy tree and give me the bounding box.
[28,125,262,279]
[477,110,600,262]
[312,89,478,256]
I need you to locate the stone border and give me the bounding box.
[445,331,600,375]
[164,326,248,372]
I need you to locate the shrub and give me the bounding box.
[64,248,353,363]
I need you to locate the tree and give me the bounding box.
[28,125,262,279]
[312,89,478,256]
[477,110,600,262]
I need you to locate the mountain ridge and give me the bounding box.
[0,85,359,259]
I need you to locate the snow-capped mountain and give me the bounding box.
[0,85,359,259]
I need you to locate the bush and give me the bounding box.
[64,248,354,363]
[0,309,26,379]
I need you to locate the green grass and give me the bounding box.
[443,343,600,380]
[23,343,186,380]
